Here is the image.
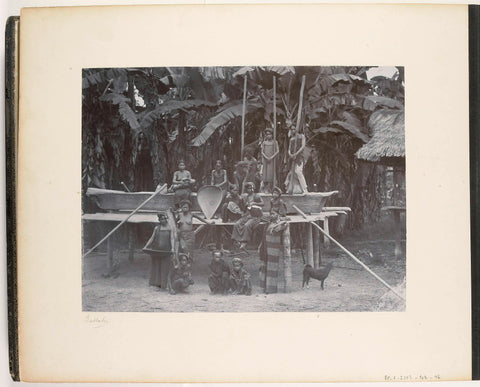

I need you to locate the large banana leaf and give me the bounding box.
[82,68,128,89]
[99,93,140,131]
[191,101,263,146]
[233,66,295,78]
[363,95,403,111]
[140,99,216,129]
[329,120,369,142]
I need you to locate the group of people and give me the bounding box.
[143,205,285,295]
[140,126,308,294]
[165,127,308,200]
[142,210,253,295]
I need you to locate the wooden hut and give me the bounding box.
[355,108,405,257]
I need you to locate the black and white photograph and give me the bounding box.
[81,66,406,312]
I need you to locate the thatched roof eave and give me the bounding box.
[355,108,405,163]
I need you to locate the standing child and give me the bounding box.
[260,128,279,193]
[176,199,211,263]
[208,250,230,294]
[229,257,252,295]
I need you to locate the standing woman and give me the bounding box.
[260,128,279,193]
[211,160,228,192]
[143,212,175,289]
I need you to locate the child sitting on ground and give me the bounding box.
[208,250,230,295]
[168,253,194,295]
[229,257,252,295]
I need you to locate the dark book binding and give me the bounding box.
[5,15,20,382]
[470,4,480,381]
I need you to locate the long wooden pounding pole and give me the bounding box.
[241,74,247,160]
[293,205,405,301]
[82,188,164,258]
[288,75,306,193]
[273,76,277,189]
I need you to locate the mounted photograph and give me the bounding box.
[81,66,406,312]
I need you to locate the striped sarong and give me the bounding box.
[265,231,282,293]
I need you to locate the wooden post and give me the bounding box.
[273,76,277,189]
[241,74,247,160]
[282,224,292,292]
[306,223,314,266]
[323,216,331,248]
[127,224,135,262]
[313,221,320,268]
[393,210,402,259]
[107,231,114,270]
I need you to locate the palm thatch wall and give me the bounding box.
[355,109,404,164]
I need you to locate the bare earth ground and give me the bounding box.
[82,238,406,312]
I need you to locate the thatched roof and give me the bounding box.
[355,109,404,163]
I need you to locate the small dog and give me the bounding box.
[302,262,333,289]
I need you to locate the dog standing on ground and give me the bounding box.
[302,262,333,289]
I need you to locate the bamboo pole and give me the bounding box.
[293,205,405,301]
[83,189,164,258]
[273,76,277,189]
[241,74,247,160]
[295,75,306,134]
[288,75,306,193]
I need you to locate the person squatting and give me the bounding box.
[143,130,296,295]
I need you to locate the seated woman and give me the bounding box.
[221,184,244,222]
[168,253,194,295]
[229,257,252,295]
[231,182,264,250]
[170,160,196,205]
[232,161,250,194]
[270,186,288,217]
[142,211,175,289]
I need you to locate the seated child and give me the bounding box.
[168,253,194,295]
[229,257,252,295]
[208,250,230,294]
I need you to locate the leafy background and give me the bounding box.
[82,66,405,231]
